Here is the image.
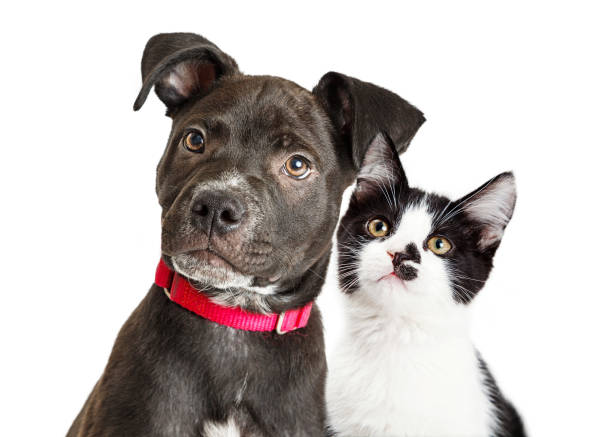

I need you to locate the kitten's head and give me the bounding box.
[337,133,516,313]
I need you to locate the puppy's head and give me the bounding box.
[134,33,425,311]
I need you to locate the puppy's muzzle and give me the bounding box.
[191,190,246,235]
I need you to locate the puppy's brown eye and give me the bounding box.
[427,236,452,255]
[183,131,205,153]
[283,155,311,179]
[367,218,390,238]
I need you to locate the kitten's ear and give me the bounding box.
[354,132,408,199]
[458,172,517,251]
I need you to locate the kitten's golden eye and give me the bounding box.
[427,236,452,255]
[183,131,205,153]
[367,218,390,238]
[283,155,311,179]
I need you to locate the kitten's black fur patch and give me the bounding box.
[403,242,422,264]
[392,244,420,280]
[479,356,527,437]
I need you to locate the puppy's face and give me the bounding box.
[157,76,345,293]
[134,33,425,309]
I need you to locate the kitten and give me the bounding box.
[326,133,525,437]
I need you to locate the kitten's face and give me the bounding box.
[337,133,516,313]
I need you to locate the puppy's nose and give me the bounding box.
[191,191,246,235]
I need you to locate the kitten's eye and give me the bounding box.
[427,236,452,255]
[367,218,390,238]
[283,155,311,179]
[183,131,205,153]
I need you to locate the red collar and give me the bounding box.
[155,259,313,334]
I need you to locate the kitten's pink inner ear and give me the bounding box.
[356,133,395,181]
[463,174,516,250]
[478,229,505,249]
[162,61,216,99]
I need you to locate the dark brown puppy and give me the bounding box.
[67,33,425,437]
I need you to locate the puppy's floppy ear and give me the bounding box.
[313,72,425,175]
[456,172,517,251]
[354,132,408,200]
[133,33,239,116]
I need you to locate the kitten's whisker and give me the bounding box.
[337,242,364,251]
[437,178,496,227]
[446,265,486,284]
[453,274,486,283]
[337,262,360,270]
[338,223,369,245]
[377,180,394,209]
[337,263,361,269]
[433,199,453,227]
[340,276,361,292]
[450,280,475,303]
[305,267,326,282]
[338,272,358,280]
[437,204,471,224]
[368,173,395,210]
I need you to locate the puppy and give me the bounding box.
[67,32,425,436]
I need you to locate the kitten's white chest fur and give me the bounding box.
[327,296,496,437]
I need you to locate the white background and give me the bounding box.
[1,1,611,436]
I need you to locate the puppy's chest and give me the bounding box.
[328,327,495,436]
[155,365,264,437]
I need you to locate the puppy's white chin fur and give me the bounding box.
[171,254,252,289]
[170,254,278,297]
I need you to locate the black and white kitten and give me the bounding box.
[327,133,525,437]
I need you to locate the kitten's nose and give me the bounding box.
[391,243,421,281]
[392,254,418,281]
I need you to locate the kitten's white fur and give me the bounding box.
[327,204,498,437]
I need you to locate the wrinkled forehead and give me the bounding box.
[177,76,335,157]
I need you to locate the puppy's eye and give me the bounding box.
[183,131,205,153]
[367,218,390,238]
[427,236,452,255]
[282,155,311,179]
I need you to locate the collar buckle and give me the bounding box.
[276,311,293,335]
